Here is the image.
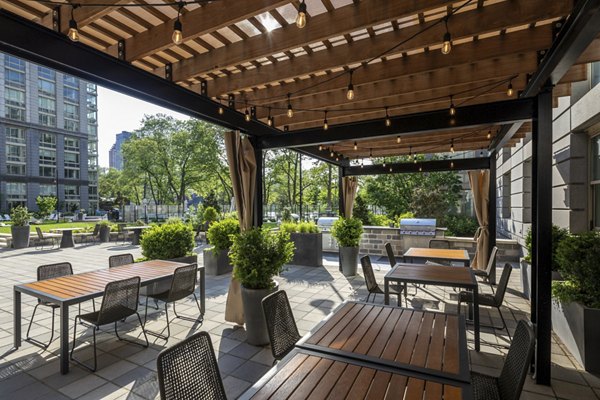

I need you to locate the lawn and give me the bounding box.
[0,221,98,234]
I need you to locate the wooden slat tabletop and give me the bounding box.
[404,248,470,262]
[240,348,471,400]
[387,263,476,286]
[298,302,469,382]
[17,260,189,303]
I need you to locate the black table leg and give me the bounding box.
[384,279,390,305]
[60,231,75,248]
[14,289,21,348]
[60,303,69,374]
[199,267,205,315]
[473,285,480,351]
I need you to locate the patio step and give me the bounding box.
[0,237,9,248]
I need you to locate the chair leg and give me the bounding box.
[26,304,57,349]
[114,316,149,348]
[172,295,204,324]
[70,316,98,372]
[145,300,171,340]
[366,293,371,302]
[497,306,512,340]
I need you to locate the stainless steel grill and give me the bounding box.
[317,217,339,252]
[399,218,437,236]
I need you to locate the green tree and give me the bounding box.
[352,193,372,225]
[36,195,57,218]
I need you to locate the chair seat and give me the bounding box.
[146,290,171,302]
[471,371,501,400]
[78,305,136,325]
[39,300,60,308]
[458,291,497,307]
[473,269,488,277]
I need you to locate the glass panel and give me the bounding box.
[38,79,56,96]
[40,132,56,148]
[6,88,25,107]
[38,96,56,113]
[64,87,79,103]
[5,55,25,71]
[64,75,79,87]
[592,62,600,89]
[38,66,55,81]
[5,69,25,88]
[593,136,600,181]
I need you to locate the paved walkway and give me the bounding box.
[0,243,598,399]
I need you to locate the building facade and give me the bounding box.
[108,130,131,170]
[496,62,600,249]
[0,53,98,214]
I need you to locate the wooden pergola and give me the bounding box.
[2,0,600,384]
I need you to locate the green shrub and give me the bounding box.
[394,211,415,227]
[442,215,480,237]
[279,221,298,235]
[203,206,219,225]
[36,196,56,219]
[279,221,319,234]
[206,218,240,251]
[523,225,568,271]
[554,231,600,308]
[10,205,31,226]
[231,227,294,290]
[140,220,195,260]
[371,214,392,227]
[332,216,363,247]
[353,194,372,225]
[281,207,292,222]
[222,211,238,220]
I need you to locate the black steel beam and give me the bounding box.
[252,139,264,228]
[0,10,279,137]
[489,121,525,152]
[488,150,497,285]
[533,87,553,386]
[343,157,490,176]
[260,98,534,150]
[293,146,347,167]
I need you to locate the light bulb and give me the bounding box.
[267,117,273,127]
[442,31,452,55]
[287,104,293,118]
[218,106,224,115]
[450,140,455,153]
[296,1,307,29]
[346,83,355,101]
[396,136,401,144]
[353,142,357,151]
[414,156,417,164]
[487,130,491,140]
[385,107,391,127]
[450,161,455,168]
[330,150,334,157]
[335,156,339,161]
[360,161,364,168]
[382,161,386,168]
[244,109,251,122]
[389,167,393,172]
[323,120,328,130]
[449,101,456,116]
[68,19,79,42]
[172,19,183,45]
[507,83,514,97]
[419,166,422,172]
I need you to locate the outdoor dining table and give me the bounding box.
[49,227,84,248]
[123,225,151,245]
[385,263,480,351]
[404,247,470,267]
[13,259,205,374]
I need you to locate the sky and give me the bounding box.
[97,86,189,167]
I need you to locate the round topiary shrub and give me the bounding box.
[206,218,240,251]
[140,220,195,260]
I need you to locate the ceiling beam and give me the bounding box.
[260,97,534,149]
[39,0,130,33]
[344,157,491,176]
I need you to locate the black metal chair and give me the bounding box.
[262,290,301,362]
[428,239,450,249]
[70,276,148,372]
[471,319,535,400]
[386,242,418,295]
[473,246,499,290]
[458,263,513,339]
[34,227,60,250]
[361,255,403,305]
[27,262,73,348]
[144,264,202,340]
[77,224,100,244]
[109,253,134,268]
[157,331,226,400]
[116,223,130,244]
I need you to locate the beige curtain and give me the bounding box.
[342,176,358,217]
[468,170,490,269]
[224,131,257,325]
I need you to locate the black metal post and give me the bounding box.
[299,153,303,220]
[253,141,264,228]
[338,166,344,217]
[533,86,553,385]
[488,152,497,284]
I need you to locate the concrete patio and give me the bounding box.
[0,243,598,399]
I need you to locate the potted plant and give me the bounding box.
[521,225,568,299]
[331,216,363,277]
[551,231,600,373]
[204,218,239,275]
[280,221,322,267]
[230,227,294,345]
[10,205,32,249]
[98,220,112,242]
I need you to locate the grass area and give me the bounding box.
[0,221,98,234]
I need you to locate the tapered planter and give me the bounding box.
[290,233,323,267]
[241,281,279,346]
[339,246,359,277]
[99,225,111,242]
[11,226,30,249]
[203,248,233,275]
[552,298,600,374]
[520,260,531,300]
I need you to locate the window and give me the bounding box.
[64,185,80,211]
[39,113,56,127]
[40,132,56,148]
[64,86,79,103]
[39,166,56,177]
[593,62,600,90]
[5,69,25,88]
[5,87,26,121]
[87,110,97,124]
[86,83,97,95]
[591,136,600,228]
[38,79,56,96]
[5,55,25,71]
[6,127,25,143]
[6,144,25,163]
[64,119,80,131]
[38,66,55,80]
[6,126,26,176]
[64,75,79,87]
[501,173,511,219]
[86,95,97,108]
[38,96,56,114]
[64,103,79,120]
[6,182,26,208]
[64,152,79,168]
[64,168,80,179]
[64,137,79,151]
[39,184,57,196]
[39,148,56,164]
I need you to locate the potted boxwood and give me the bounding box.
[204,218,239,275]
[551,231,600,374]
[332,216,363,277]
[98,220,112,242]
[10,206,32,249]
[280,221,322,267]
[521,225,568,299]
[230,227,294,345]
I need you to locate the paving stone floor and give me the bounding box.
[0,243,598,399]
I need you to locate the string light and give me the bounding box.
[507,81,514,97]
[330,149,335,157]
[172,3,184,45]
[346,71,355,101]
[450,161,455,168]
[318,145,323,151]
[244,106,251,122]
[287,94,293,118]
[360,159,364,168]
[218,103,224,115]
[369,148,373,161]
[450,138,455,153]
[296,0,307,29]
[449,96,456,116]
[487,130,492,140]
[67,5,80,42]
[335,155,340,162]
[441,17,452,55]
[382,160,386,168]
[353,141,358,151]
[267,108,273,126]
[385,107,391,127]
[389,166,393,172]
[396,136,401,144]
[414,155,417,164]
[323,111,328,130]
[419,165,423,172]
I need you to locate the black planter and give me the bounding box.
[290,232,323,267]
[203,248,233,275]
[552,298,600,374]
[168,254,198,265]
[99,225,111,242]
[339,246,359,277]
[520,260,531,299]
[241,281,278,346]
[11,225,30,249]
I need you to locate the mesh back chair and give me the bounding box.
[473,246,499,289]
[471,320,535,400]
[157,331,226,400]
[144,264,202,340]
[429,239,451,249]
[109,253,134,268]
[77,224,100,244]
[385,242,397,268]
[70,276,148,372]
[34,227,60,250]
[458,263,513,339]
[262,290,301,361]
[26,262,73,348]
[361,256,403,305]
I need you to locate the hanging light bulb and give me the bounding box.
[218,104,224,115]
[319,145,323,151]
[68,6,80,42]
[419,165,423,172]
[487,130,492,140]
[267,107,273,126]
[360,160,364,168]
[287,94,293,118]
[369,148,373,161]
[441,18,452,55]
[389,166,393,172]
[330,149,335,157]
[450,161,455,168]
[507,81,514,97]
[244,108,251,122]
[396,136,401,144]
[323,111,328,130]
[414,156,417,164]
[385,107,391,127]
[353,141,358,151]
[172,4,184,45]
[296,0,307,29]
[346,71,355,101]
[450,139,455,153]
[449,96,456,116]
[335,155,340,162]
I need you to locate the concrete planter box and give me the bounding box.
[290,232,322,267]
[339,246,359,277]
[203,248,233,276]
[552,298,600,374]
[11,226,30,249]
[241,281,278,346]
[99,225,111,242]
[521,260,532,300]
